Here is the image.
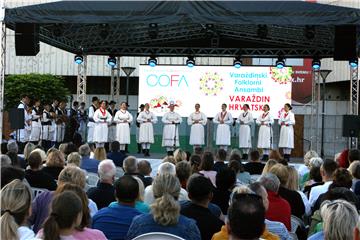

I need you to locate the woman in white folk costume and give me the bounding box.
[256,104,274,161]
[137,103,158,157]
[188,103,207,149]
[162,102,182,156]
[136,104,145,154]
[41,103,54,150]
[87,96,99,143]
[24,107,33,143]
[107,100,117,143]
[213,103,233,151]
[114,102,133,151]
[236,104,253,160]
[29,99,42,144]
[93,100,112,147]
[55,101,67,144]
[278,103,295,162]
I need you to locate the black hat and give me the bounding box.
[109,100,116,105]
[92,96,99,102]
[139,104,145,108]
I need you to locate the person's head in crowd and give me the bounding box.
[132,176,145,202]
[23,142,36,161]
[190,154,201,174]
[304,150,319,167]
[92,96,99,105]
[162,155,176,165]
[330,168,353,189]
[310,157,324,169]
[349,149,360,164]
[21,94,30,105]
[78,144,91,157]
[353,214,360,240]
[123,156,138,174]
[261,159,278,175]
[227,193,265,240]
[230,148,242,160]
[185,151,191,161]
[229,152,241,163]
[286,166,300,191]
[46,147,57,156]
[217,149,227,162]
[228,160,245,174]
[110,141,120,153]
[334,152,341,163]
[1,154,11,167]
[321,159,338,182]
[259,173,280,193]
[58,166,86,189]
[268,163,289,187]
[216,168,236,191]
[7,141,18,154]
[200,151,215,171]
[64,143,78,156]
[310,166,323,183]
[138,160,152,177]
[0,179,32,240]
[55,184,91,230]
[151,174,181,226]
[348,161,360,180]
[42,191,83,240]
[6,151,19,167]
[94,147,106,161]
[157,162,176,176]
[31,148,47,163]
[173,149,187,163]
[114,176,139,205]
[28,151,43,170]
[46,149,65,168]
[98,159,116,184]
[249,182,270,211]
[88,143,96,153]
[187,174,214,206]
[59,143,68,157]
[250,150,261,162]
[231,185,252,200]
[176,161,191,189]
[269,149,283,162]
[322,187,360,210]
[67,152,82,167]
[194,147,203,156]
[320,199,358,240]
[1,166,25,188]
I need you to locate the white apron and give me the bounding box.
[278,111,295,148]
[237,111,253,148]
[114,110,133,144]
[188,112,207,146]
[137,111,158,144]
[256,111,274,149]
[213,111,233,146]
[162,111,182,147]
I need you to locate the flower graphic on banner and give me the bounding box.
[270,67,293,84]
[149,96,182,113]
[199,72,224,96]
[278,107,285,119]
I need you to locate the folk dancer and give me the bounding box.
[256,104,274,161]
[278,103,295,162]
[137,103,157,156]
[162,102,182,156]
[236,104,253,160]
[187,103,207,150]
[213,103,233,151]
[93,100,112,148]
[114,102,133,152]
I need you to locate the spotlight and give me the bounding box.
[312,58,321,70]
[275,58,285,69]
[148,56,157,67]
[107,56,117,67]
[233,57,242,68]
[186,57,195,68]
[349,58,358,68]
[257,25,268,38]
[74,54,83,64]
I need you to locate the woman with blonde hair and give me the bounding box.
[173,148,187,163]
[42,149,65,180]
[261,159,278,175]
[67,152,82,167]
[1,179,36,240]
[93,147,106,161]
[126,174,201,240]
[23,142,36,163]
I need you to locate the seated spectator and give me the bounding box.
[144,162,189,205]
[269,163,305,218]
[42,150,65,180]
[58,143,68,158]
[308,200,358,240]
[244,150,265,175]
[298,150,319,181]
[303,157,324,195]
[229,151,241,163]
[211,168,236,215]
[87,160,116,209]
[309,158,338,206]
[79,144,99,173]
[64,142,78,156]
[199,151,217,186]
[1,179,37,240]
[23,142,36,164]
[1,165,25,188]
[92,176,142,240]
[25,151,57,190]
[7,141,26,168]
[37,191,106,240]
[132,176,150,213]
[126,174,201,240]
[94,147,106,161]
[162,155,176,165]
[67,152,82,167]
[349,149,360,165]
[174,148,187,163]
[181,174,224,240]
[1,154,11,166]
[213,149,228,173]
[123,156,151,187]
[176,161,191,189]
[190,154,201,174]
[229,160,251,185]
[107,141,126,167]
[348,161,360,191]
[138,160,153,185]
[269,149,285,164]
[259,173,291,231]
[261,159,278,175]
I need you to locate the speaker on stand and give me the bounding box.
[342,115,360,149]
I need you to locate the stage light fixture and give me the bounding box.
[74,54,83,64]
[107,56,117,67]
[312,58,321,70]
[186,57,195,68]
[275,58,285,69]
[233,57,242,68]
[148,56,157,67]
[349,58,358,68]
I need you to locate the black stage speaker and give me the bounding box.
[15,23,39,56]
[8,108,25,130]
[334,25,357,60]
[342,115,360,137]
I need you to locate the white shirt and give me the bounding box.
[309,181,333,206]
[18,226,38,240]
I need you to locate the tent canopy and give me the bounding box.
[4,1,360,57]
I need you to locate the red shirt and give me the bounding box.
[265,190,291,231]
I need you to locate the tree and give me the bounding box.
[4,73,70,109]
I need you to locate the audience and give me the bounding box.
[174,148,187,163]
[94,147,107,161]
[199,151,217,187]
[42,150,65,180]
[131,176,150,213]
[176,161,192,189]
[126,174,201,240]
[228,160,251,185]
[79,144,99,173]
[213,149,228,173]
[87,159,116,209]
[7,141,26,168]
[211,168,236,215]
[190,154,201,174]
[123,156,151,187]
[349,149,360,165]
[269,149,285,164]
[1,165,26,188]
[261,159,278,175]
[303,157,324,196]
[67,152,82,167]
[138,160,153,185]
[1,154,11,166]
[107,141,126,167]
[244,150,265,175]
[23,142,36,164]
[298,150,319,180]
[348,160,360,191]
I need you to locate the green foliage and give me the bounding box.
[4,74,70,109]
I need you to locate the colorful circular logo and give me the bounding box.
[199,72,224,96]
[270,67,293,84]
